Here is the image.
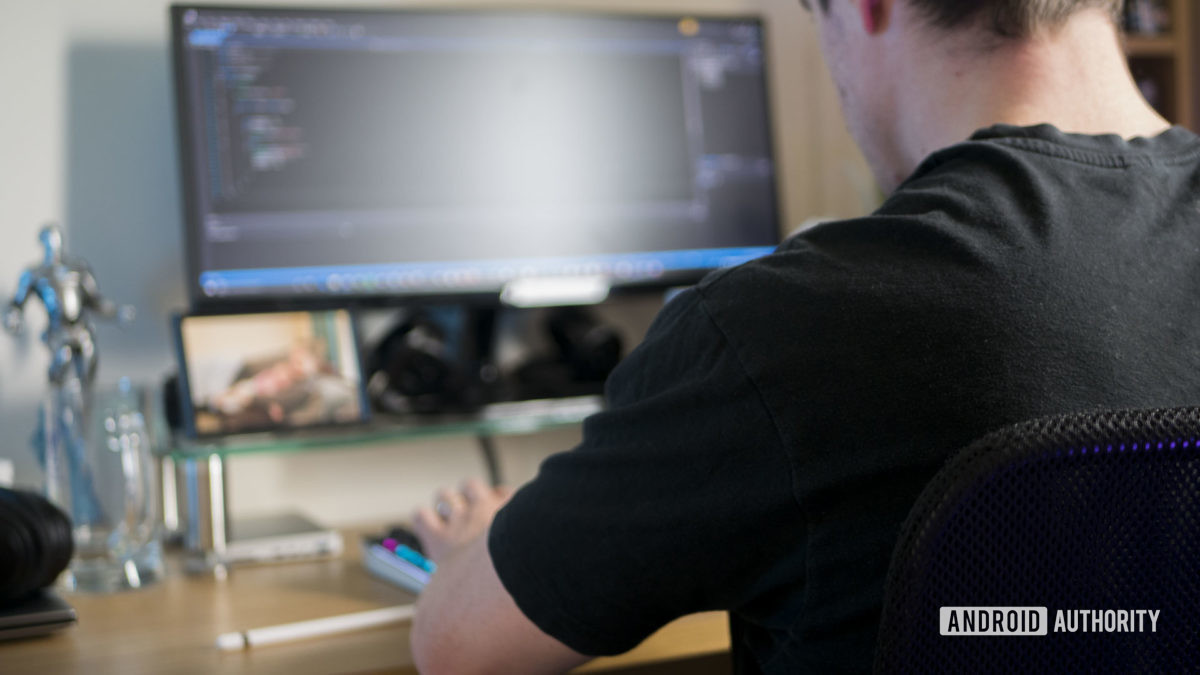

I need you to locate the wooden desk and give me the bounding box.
[0,538,730,674]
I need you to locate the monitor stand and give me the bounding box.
[499,276,611,308]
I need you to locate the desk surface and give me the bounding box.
[1,535,729,674]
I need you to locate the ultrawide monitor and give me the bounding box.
[171,5,781,305]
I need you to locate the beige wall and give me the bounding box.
[0,0,874,526]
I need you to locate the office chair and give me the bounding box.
[874,407,1200,673]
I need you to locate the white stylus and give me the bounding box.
[216,604,416,650]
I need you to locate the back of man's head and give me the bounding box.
[806,0,1163,193]
[915,0,1121,37]
[812,0,1122,38]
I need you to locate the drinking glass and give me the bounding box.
[42,377,163,592]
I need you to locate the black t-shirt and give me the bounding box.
[488,124,1200,673]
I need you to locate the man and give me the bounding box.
[411,1,1200,672]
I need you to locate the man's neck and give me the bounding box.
[886,9,1170,188]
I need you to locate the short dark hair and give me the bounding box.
[804,0,1123,38]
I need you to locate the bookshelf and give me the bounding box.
[1124,0,1194,128]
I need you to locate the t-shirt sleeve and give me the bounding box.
[487,287,802,656]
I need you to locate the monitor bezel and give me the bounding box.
[170,3,784,312]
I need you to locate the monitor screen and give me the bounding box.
[171,6,781,305]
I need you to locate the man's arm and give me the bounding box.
[411,532,589,674]
[410,288,801,670]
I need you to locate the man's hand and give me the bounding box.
[413,478,513,563]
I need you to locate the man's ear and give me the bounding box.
[858,0,893,34]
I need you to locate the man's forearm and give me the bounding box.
[411,533,588,675]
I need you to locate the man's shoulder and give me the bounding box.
[698,210,994,315]
[696,132,1082,324]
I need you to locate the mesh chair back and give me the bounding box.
[875,407,1200,673]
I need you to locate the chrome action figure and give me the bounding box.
[3,224,133,388]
